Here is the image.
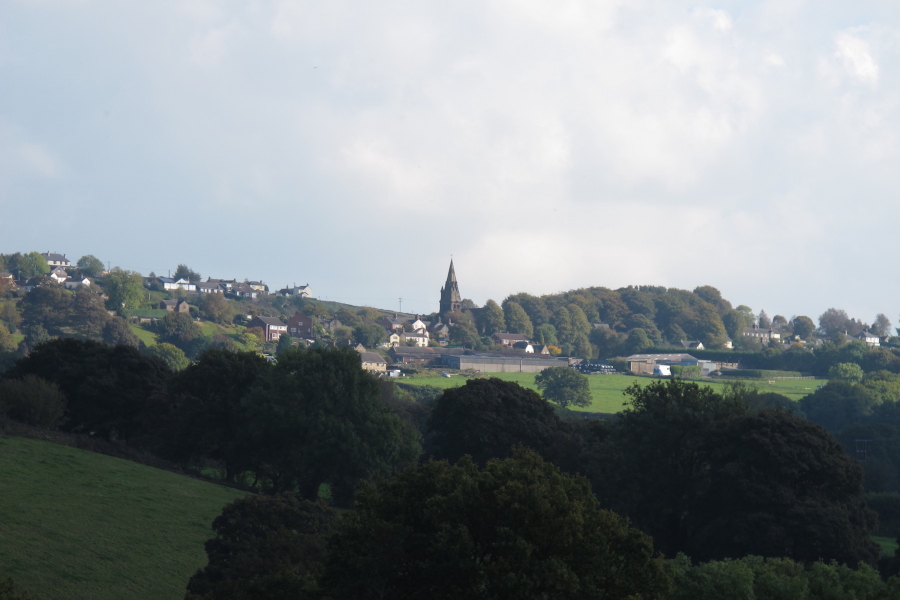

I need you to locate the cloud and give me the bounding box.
[1,1,900,321]
[835,31,880,86]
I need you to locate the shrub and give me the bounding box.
[0,375,66,428]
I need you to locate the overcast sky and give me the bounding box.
[1,1,898,323]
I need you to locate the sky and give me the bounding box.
[1,1,899,323]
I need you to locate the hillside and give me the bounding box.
[0,436,247,600]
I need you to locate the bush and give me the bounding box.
[0,375,66,428]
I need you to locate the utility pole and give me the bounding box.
[399,298,403,313]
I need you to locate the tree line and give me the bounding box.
[2,339,899,597]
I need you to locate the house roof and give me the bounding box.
[252,316,287,327]
[360,352,386,364]
[625,353,697,362]
[492,333,530,342]
[390,347,465,357]
[41,252,69,263]
[158,277,175,283]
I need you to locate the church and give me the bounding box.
[439,260,462,317]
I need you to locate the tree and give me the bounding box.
[6,252,49,279]
[758,309,771,329]
[0,323,18,354]
[104,267,144,311]
[0,375,66,428]
[76,254,104,277]
[829,362,864,383]
[502,301,533,338]
[799,381,879,432]
[448,319,480,349]
[174,264,201,281]
[101,317,139,348]
[353,323,387,348]
[535,322,558,346]
[146,342,190,371]
[819,308,851,337]
[477,299,505,335]
[792,315,816,340]
[551,305,574,344]
[321,450,673,600]
[0,302,21,333]
[427,378,565,466]
[592,380,746,557]
[185,494,335,600]
[873,313,892,337]
[622,328,652,355]
[276,332,294,355]
[69,290,109,337]
[691,411,879,565]
[722,309,750,340]
[2,338,171,440]
[200,293,232,324]
[237,347,421,502]
[19,281,70,334]
[535,366,592,408]
[166,350,270,480]
[155,312,202,352]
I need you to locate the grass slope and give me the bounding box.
[0,436,246,600]
[401,373,826,413]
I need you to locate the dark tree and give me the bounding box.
[275,332,294,355]
[798,381,879,432]
[167,349,270,480]
[321,450,672,600]
[69,290,110,337]
[0,375,66,428]
[819,308,851,337]
[174,264,201,281]
[185,494,335,600]
[19,281,70,334]
[76,254,104,278]
[427,378,565,466]
[155,312,202,352]
[2,338,172,440]
[237,347,421,502]
[790,315,816,340]
[101,317,140,348]
[596,379,746,557]
[690,411,879,565]
[534,366,592,408]
[352,323,387,348]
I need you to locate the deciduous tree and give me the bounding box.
[322,450,672,600]
[792,315,816,340]
[535,366,592,408]
[427,378,565,465]
[76,254,104,277]
[477,299,505,335]
[186,494,335,600]
[502,300,533,338]
[155,312,201,352]
[200,293,232,324]
[146,342,190,371]
[237,347,420,502]
[173,264,201,281]
[101,317,140,348]
[104,267,144,311]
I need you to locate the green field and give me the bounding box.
[874,536,898,556]
[128,324,158,346]
[401,373,826,413]
[0,436,247,600]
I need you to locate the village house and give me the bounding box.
[195,281,223,294]
[248,315,288,342]
[157,277,196,292]
[381,316,407,331]
[389,346,465,365]
[287,312,315,338]
[400,331,430,347]
[742,326,781,344]
[63,277,91,290]
[679,340,705,350]
[159,299,190,314]
[229,282,258,299]
[320,318,343,332]
[49,267,69,283]
[278,284,314,298]
[246,281,267,293]
[491,332,530,346]
[41,252,71,268]
[386,332,401,347]
[359,351,387,372]
[856,331,881,347]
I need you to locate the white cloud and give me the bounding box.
[1,1,900,320]
[835,31,879,86]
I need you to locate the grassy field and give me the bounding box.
[400,373,826,413]
[0,436,247,600]
[128,325,157,347]
[874,536,898,556]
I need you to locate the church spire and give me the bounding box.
[439,259,462,315]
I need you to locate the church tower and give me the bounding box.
[439,260,462,316]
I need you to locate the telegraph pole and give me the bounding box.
[399,298,403,313]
